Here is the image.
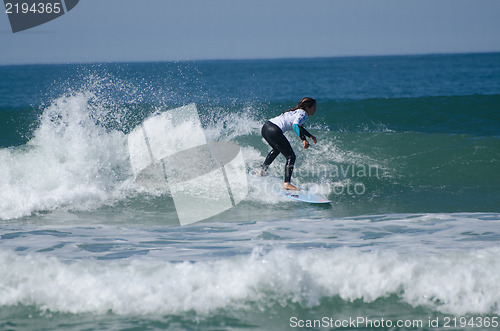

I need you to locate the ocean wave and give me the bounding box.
[319,94,500,136]
[0,92,131,220]
[1,74,499,220]
[1,246,499,316]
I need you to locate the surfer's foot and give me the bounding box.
[283,182,300,191]
[257,168,267,176]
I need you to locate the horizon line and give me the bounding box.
[1,50,500,67]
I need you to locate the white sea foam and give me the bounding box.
[0,93,131,220]
[1,246,499,316]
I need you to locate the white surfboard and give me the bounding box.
[250,171,330,204]
[282,189,331,204]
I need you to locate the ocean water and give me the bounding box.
[1,53,500,330]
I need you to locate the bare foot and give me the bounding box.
[283,182,300,191]
[257,168,266,176]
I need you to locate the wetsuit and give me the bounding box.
[261,109,313,182]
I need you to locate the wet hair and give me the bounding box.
[283,97,316,114]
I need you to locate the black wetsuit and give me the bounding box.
[261,120,312,183]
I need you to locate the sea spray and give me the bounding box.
[0,92,129,220]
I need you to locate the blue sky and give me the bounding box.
[1,0,500,64]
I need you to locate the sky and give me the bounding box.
[1,0,500,65]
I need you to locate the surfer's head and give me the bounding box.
[284,97,316,115]
[298,97,316,116]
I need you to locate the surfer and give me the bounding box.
[259,97,317,191]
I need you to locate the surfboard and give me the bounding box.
[250,171,331,204]
[282,189,331,204]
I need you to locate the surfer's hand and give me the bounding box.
[303,140,310,149]
[311,136,317,144]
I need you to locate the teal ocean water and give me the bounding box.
[1,53,500,330]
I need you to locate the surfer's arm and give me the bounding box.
[293,124,316,144]
[293,124,309,140]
